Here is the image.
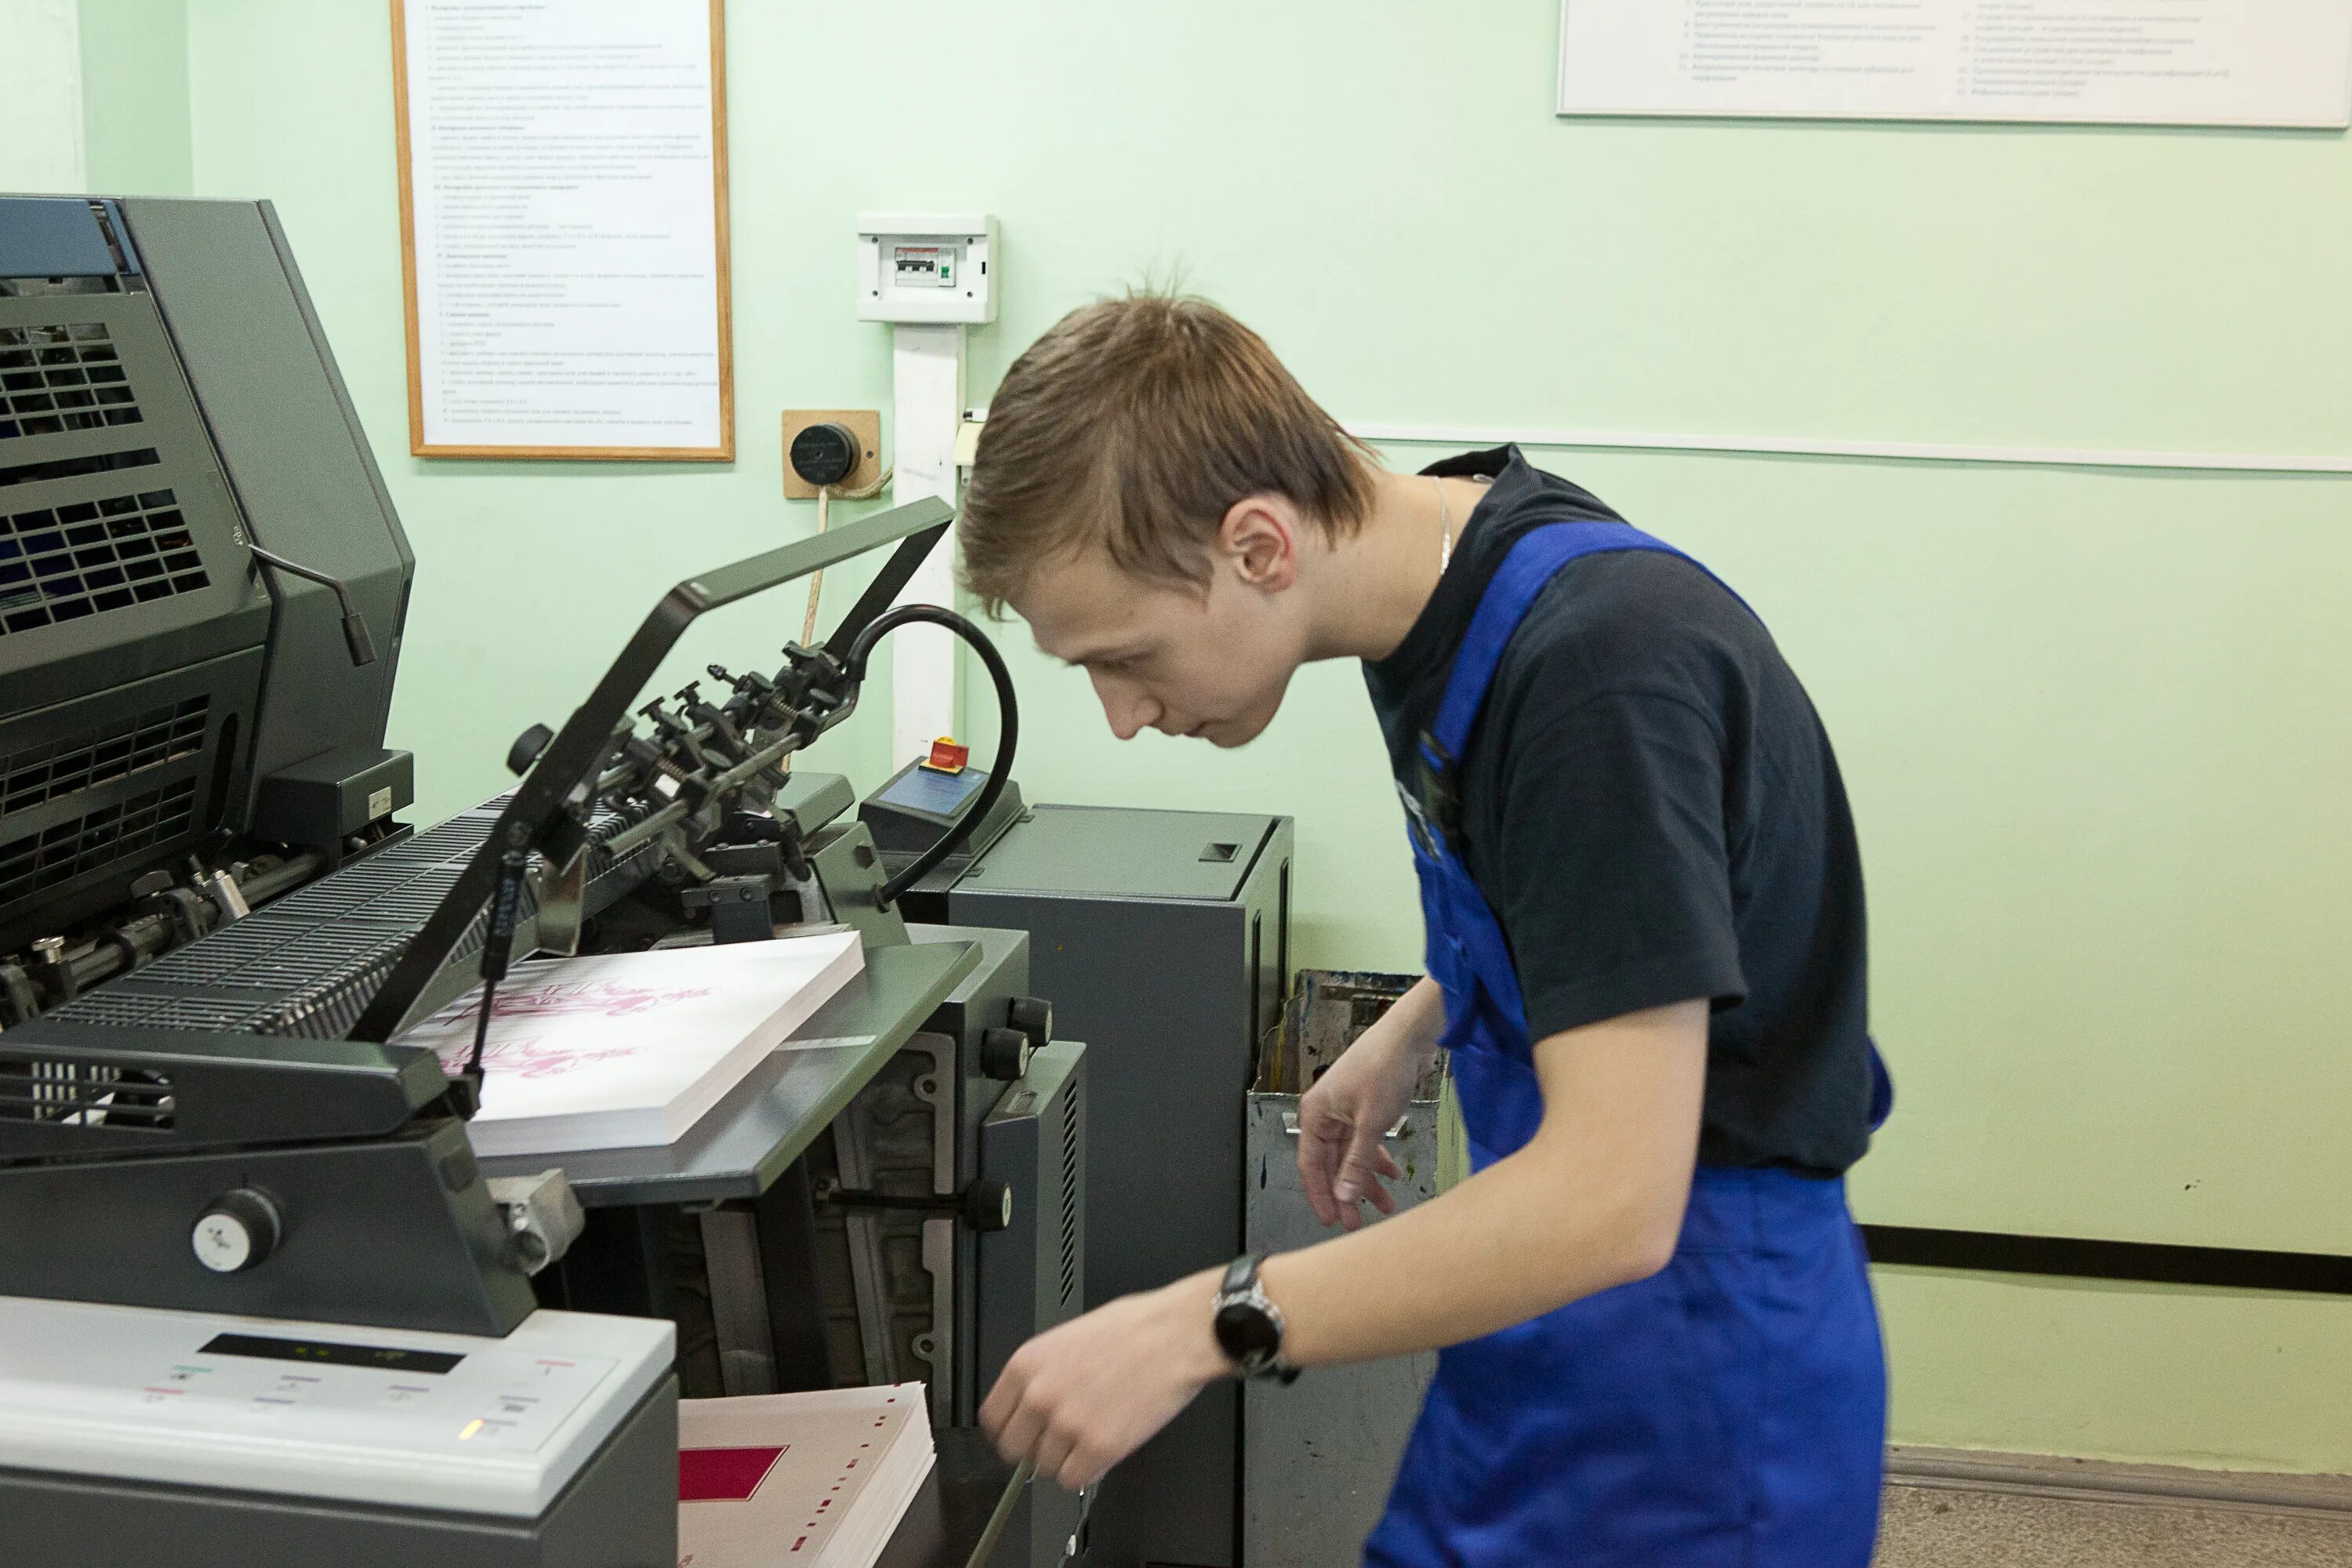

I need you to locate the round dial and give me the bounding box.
[191,1189,281,1274]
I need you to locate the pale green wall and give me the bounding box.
[2,0,86,193]
[75,0,2352,1472]
[77,0,191,196]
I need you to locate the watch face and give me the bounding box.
[1214,1300,1280,1367]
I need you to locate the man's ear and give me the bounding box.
[1219,494,1302,592]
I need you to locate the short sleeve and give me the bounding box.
[1481,687,1747,1040]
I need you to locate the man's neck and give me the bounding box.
[1305,468,1484,662]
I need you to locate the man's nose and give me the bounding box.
[1091,671,1160,741]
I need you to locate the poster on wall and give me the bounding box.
[1558,1,2352,128]
[392,0,733,459]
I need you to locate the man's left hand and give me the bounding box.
[978,1269,1231,1491]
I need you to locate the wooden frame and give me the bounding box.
[390,0,734,461]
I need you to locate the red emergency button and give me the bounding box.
[922,736,970,774]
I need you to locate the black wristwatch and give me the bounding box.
[1212,1254,1298,1384]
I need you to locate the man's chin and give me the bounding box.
[1200,714,1270,749]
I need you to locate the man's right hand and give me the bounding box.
[1296,977,1444,1232]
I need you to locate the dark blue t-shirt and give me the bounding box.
[1363,447,1875,1173]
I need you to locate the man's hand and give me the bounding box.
[1297,979,1441,1231]
[979,1271,1230,1491]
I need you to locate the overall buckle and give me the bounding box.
[1402,734,1464,857]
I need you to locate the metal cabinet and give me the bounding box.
[948,804,1294,1568]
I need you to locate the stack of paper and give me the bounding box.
[395,931,864,1158]
[677,1385,936,1568]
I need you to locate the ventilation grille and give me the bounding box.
[0,1056,175,1132]
[1,695,208,818]
[0,487,209,636]
[47,798,653,1040]
[0,777,198,907]
[1057,1077,1081,1308]
[0,323,141,441]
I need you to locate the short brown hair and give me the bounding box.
[958,294,1377,615]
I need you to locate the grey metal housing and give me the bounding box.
[949,804,1295,1568]
[0,194,412,951]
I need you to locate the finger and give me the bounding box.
[993,1388,1049,1467]
[1333,1127,1387,1207]
[1057,1443,1104,1493]
[978,1368,1017,1442]
[1033,1422,1079,1491]
[1363,1176,1399,1217]
[1374,1145,1404,1181]
[1298,1127,1343,1227]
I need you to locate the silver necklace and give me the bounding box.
[1433,476,1453,571]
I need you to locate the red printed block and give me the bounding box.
[680,1444,787,1502]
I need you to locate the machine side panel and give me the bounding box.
[978,1040,1088,1568]
[116,198,410,815]
[0,1120,535,1338]
[949,888,1249,1568]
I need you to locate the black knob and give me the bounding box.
[1006,996,1053,1051]
[507,723,555,777]
[964,1178,1014,1233]
[192,1188,282,1274]
[789,422,860,488]
[980,1026,1033,1083]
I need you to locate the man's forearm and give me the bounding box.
[1248,1134,1662,1365]
[1254,1001,1707,1367]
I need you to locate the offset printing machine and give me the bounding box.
[0,195,1088,1567]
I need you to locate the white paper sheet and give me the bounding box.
[1559,1,2352,127]
[399,0,729,452]
[396,932,862,1158]
[678,1385,936,1568]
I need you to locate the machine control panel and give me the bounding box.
[0,1295,672,1516]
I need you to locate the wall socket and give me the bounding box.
[779,408,882,498]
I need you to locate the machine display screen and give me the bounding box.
[199,1332,465,1376]
[878,764,987,819]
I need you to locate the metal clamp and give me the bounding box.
[487,1169,586,1275]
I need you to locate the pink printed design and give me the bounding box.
[447,978,719,1024]
[432,1034,648,1081]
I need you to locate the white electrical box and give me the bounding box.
[857,211,998,325]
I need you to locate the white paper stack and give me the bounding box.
[395,931,864,1158]
[677,1385,936,1568]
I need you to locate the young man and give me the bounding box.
[961,296,1891,1565]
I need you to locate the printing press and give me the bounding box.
[0,195,1088,1567]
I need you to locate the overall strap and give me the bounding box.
[1421,521,1683,776]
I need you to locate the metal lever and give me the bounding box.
[818,1178,1014,1233]
[1282,1112,1414,1141]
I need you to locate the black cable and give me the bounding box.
[246,543,377,666]
[840,604,1018,908]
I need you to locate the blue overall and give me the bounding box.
[1363,522,1893,1567]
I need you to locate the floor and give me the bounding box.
[1876,1479,2352,1566]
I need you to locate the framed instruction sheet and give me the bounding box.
[1557,2,2352,129]
[393,0,733,459]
